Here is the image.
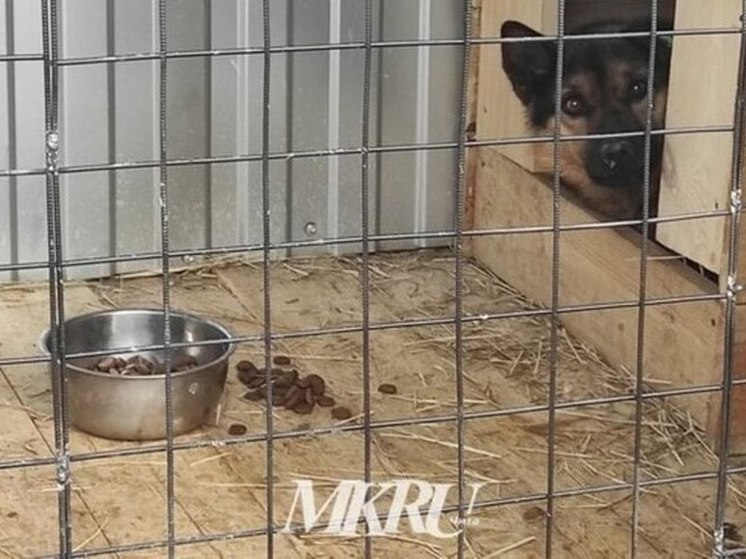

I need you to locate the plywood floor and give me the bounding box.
[0,249,744,558]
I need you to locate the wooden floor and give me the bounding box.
[0,249,743,558]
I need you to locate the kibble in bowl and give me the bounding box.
[37,308,235,441]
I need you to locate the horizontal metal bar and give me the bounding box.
[0,53,44,62]
[0,203,733,275]
[0,289,724,367]
[0,123,733,179]
[33,26,742,69]
[1,377,737,475]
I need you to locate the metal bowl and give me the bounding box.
[37,308,235,441]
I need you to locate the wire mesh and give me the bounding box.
[0,0,744,557]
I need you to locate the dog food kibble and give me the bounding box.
[237,368,257,386]
[293,401,314,415]
[378,383,397,395]
[236,360,351,418]
[93,353,199,376]
[306,374,325,396]
[270,391,287,406]
[317,394,335,407]
[278,369,299,387]
[522,506,545,522]
[243,390,263,402]
[296,376,310,389]
[236,360,258,373]
[228,423,248,436]
[283,385,303,409]
[331,406,352,420]
[246,376,266,389]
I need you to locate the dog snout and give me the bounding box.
[600,141,634,171]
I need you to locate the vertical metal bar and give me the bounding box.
[106,0,116,276]
[204,0,213,249]
[713,2,746,556]
[413,0,431,248]
[453,0,472,555]
[546,1,567,556]
[41,0,72,555]
[373,0,384,254]
[326,0,340,252]
[260,0,275,555]
[156,0,176,556]
[5,0,18,281]
[630,2,659,556]
[361,0,373,555]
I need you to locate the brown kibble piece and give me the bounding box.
[306,374,325,396]
[273,355,291,366]
[236,360,258,373]
[378,383,397,395]
[522,506,545,522]
[247,376,266,389]
[283,385,304,409]
[293,401,314,415]
[270,391,286,406]
[304,387,315,405]
[236,368,257,386]
[243,390,263,402]
[296,376,310,388]
[228,423,247,436]
[277,369,299,387]
[317,395,335,407]
[331,406,352,420]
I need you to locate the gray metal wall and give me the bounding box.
[0,0,463,281]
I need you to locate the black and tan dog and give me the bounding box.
[500,18,672,221]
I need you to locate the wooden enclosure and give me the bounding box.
[466,0,746,450]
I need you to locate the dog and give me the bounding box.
[500,18,672,222]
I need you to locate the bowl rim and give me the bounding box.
[37,307,237,380]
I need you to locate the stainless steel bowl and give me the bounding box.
[38,308,235,441]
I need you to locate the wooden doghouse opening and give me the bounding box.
[468,0,746,450]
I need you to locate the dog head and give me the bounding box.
[500,19,671,218]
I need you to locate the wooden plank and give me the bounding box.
[467,147,723,427]
[656,0,742,278]
[476,0,555,172]
[714,302,746,453]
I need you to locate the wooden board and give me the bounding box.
[467,147,724,429]
[716,302,746,453]
[656,0,742,278]
[477,0,556,172]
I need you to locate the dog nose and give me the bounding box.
[600,141,633,171]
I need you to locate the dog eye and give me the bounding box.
[562,95,586,116]
[630,80,647,100]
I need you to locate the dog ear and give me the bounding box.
[500,20,555,106]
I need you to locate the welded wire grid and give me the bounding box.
[0,0,745,557]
